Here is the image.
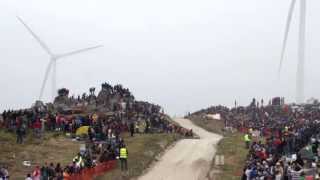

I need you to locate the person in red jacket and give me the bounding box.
[33,119,42,138]
[56,114,61,131]
[257,148,268,160]
[32,166,41,180]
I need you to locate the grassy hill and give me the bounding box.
[0,130,79,179]
[0,130,180,180]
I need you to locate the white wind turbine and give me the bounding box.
[278,0,306,104]
[17,16,102,101]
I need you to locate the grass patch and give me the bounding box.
[188,115,225,135]
[96,133,179,180]
[0,130,80,180]
[0,130,179,180]
[213,132,247,180]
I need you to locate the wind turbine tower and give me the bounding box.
[279,0,306,104]
[296,0,306,104]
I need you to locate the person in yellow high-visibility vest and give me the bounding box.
[119,145,128,171]
[244,133,251,149]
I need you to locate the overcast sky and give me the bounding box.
[1,0,320,115]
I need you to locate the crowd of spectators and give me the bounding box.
[190,98,320,179]
[0,83,192,179]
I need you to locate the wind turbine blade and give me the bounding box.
[17,16,53,56]
[278,0,296,76]
[39,60,53,100]
[56,45,103,59]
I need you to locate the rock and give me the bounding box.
[53,88,71,112]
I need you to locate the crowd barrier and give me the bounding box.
[64,160,117,180]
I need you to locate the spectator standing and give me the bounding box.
[40,163,49,180]
[48,163,55,179]
[32,166,41,180]
[135,122,139,134]
[145,120,150,134]
[40,118,46,133]
[129,122,135,137]
[33,119,42,138]
[16,126,23,144]
[244,133,251,149]
[55,163,63,180]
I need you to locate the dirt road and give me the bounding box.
[139,118,222,180]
